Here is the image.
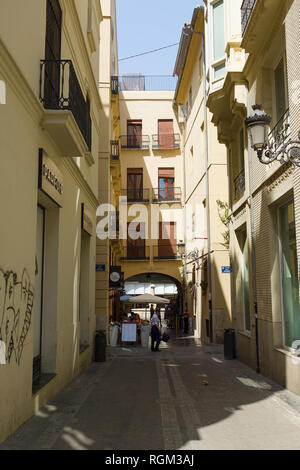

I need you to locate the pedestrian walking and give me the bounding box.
[150,304,154,318]
[151,311,161,352]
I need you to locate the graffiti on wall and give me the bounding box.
[0,268,34,365]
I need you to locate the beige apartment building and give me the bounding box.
[207,0,300,395]
[0,0,102,443]
[117,76,184,314]
[173,6,231,342]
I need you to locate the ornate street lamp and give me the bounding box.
[245,105,300,167]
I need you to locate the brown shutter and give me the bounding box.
[158,120,174,149]
[158,168,174,178]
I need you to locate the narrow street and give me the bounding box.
[2,331,300,451]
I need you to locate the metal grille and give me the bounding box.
[40,59,92,151]
[241,0,257,35]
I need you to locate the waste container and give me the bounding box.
[109,324,119,347]
[224,328,236,360]
[141,325,150,348]
[95,330,106,362]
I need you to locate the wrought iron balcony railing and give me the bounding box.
[120,135,150,150]
[153,244,181,260]
[121,188,150,203]
[152,187,182,203]
[233,169,245,201]
[121,245,150,261]
[40,59,91,150]
[268,109,290,155]
[152,133,181,150]
[110,140,120,160]
[241,0,257,36]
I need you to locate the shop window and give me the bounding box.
[33,205,45,386]
[79,230,90,351]
[279,200,300,348]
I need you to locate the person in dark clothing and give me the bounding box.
[150,311,161,351]
[150,304,154,318]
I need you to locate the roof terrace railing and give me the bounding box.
[117,75,178,91]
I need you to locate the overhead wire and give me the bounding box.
[118,42,180,62]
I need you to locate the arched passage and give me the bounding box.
[122,272,183,326]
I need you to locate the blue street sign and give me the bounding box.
[221,266,232,273]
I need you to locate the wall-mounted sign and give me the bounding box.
[81,203,93,236]
[96,264,106,272]
[109,266,122,288]
[38,148,63,207]
[221,266,232,274]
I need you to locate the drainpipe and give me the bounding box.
[246,85,261,374]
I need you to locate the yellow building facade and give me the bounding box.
[207,0,300,396]
[117,82,184,313]
[0,0,102,444]
[173,6,231,342]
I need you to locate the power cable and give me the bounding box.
[118,42,179,62]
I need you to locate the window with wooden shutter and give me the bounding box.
[127,168,143,201]
[158,168,174,201]
[158,120,174,149]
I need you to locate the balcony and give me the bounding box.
[120,135,150,150]
[153,244,181,260]
[121,188,150,203]
[241,0,257,36]
[110,140,120,160]
[152,187,182,203]
[120,245,150,261]
[268,109,290,155]
[152,133,181,150]
[233,169,245,201]
[39,60,92,157]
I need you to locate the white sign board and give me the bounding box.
[121,323,137,342]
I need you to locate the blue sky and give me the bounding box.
[116,0,202,76]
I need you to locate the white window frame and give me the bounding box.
[209,0,227,85]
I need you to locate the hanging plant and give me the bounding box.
[216,199,230,249]
[200,280,208,296]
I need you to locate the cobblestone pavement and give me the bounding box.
[2,332,300,450]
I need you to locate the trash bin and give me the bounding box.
[95,330,106,362]
[109,324,119,347]
[141,325,150,348]
[224,328,236,360]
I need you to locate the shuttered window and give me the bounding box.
[158,120,174,149]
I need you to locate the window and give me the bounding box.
[212,0,226,81]
[44,0,62,107]
[240,228,250,331]
[213,0,225,61]
[274,57,288,122]
[189,87,193,112]
[127,120,142,148]
[158,120,174,149]
[158,168,175,201]
[158,222,177,258]
[127,168,143,201]
[279,200,300,348]
[127,222,146,259]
